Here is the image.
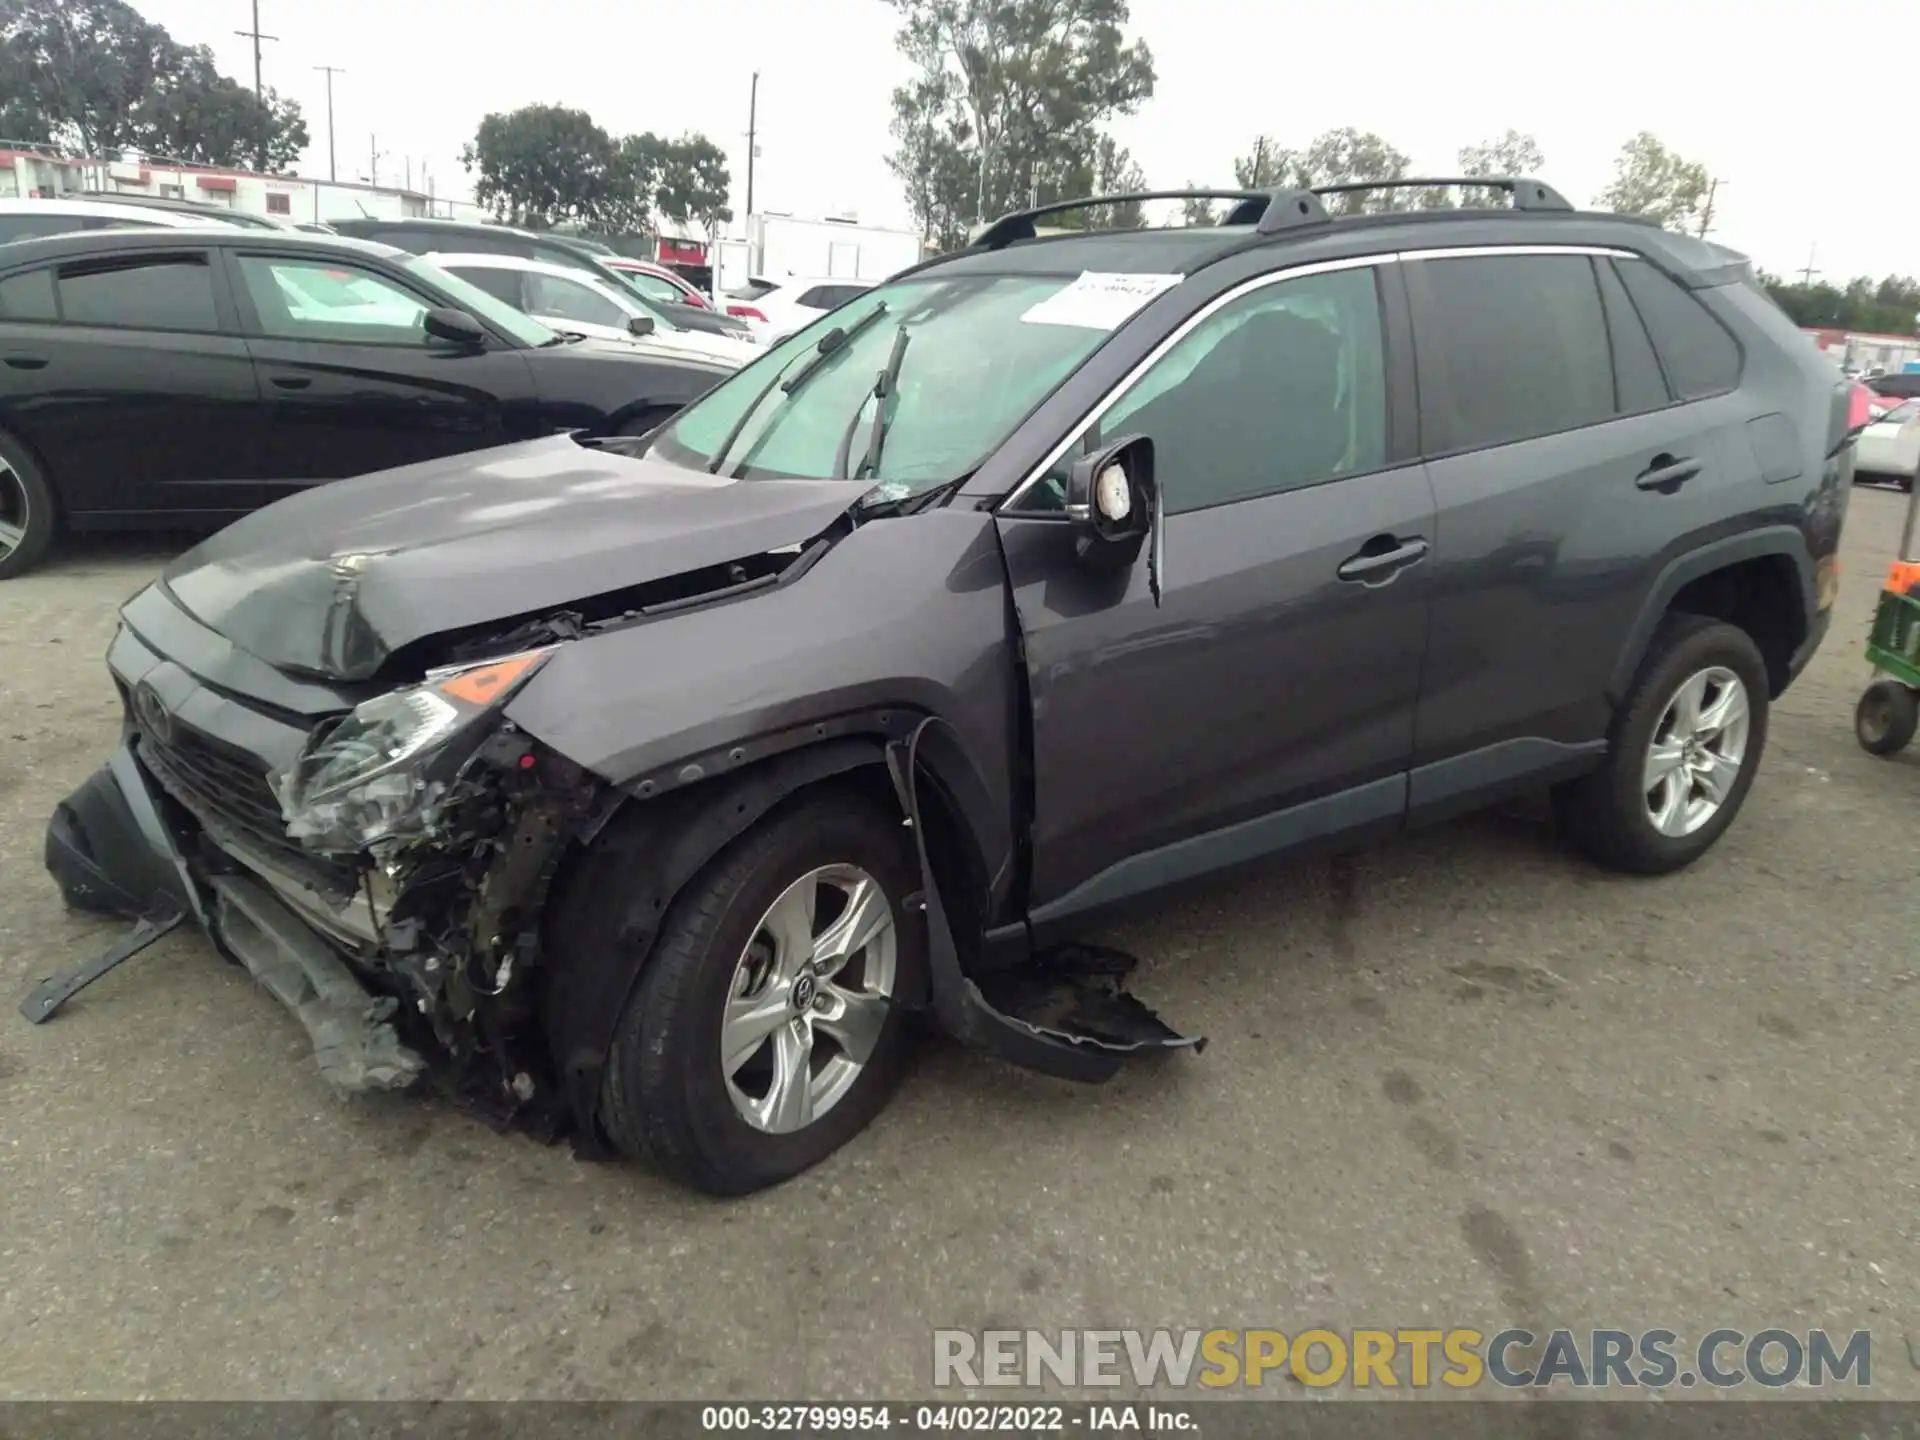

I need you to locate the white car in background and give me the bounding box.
[423,253,757,368]
[1857,398,1920,488]
[727,276,878,342]
[0,197,249,244]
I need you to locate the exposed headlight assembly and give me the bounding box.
[273,648,554,855]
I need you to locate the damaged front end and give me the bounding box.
[256,646,604,1112]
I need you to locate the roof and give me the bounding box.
[425,250,623,284]
[0,226,406,267]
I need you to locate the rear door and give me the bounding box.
[1404,245,1752,817]
[0,247,266,522]
[998,259,1435,932]
[228,249,539,496]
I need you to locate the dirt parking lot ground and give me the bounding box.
[1,491,1916,1403]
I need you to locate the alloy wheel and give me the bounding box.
[720,863,897,1134]
[1643,666,1751,838]
[0,458,28,561]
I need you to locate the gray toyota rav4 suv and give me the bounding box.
[35,179,1855,1194]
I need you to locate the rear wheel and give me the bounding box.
[1855,680,1918,756]
[597,792,925,1195]
[1556,615,1770,874]
[0,431,58,580]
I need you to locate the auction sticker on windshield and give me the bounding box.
[1020,272,1183,331]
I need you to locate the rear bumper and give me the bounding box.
[44,743,425,1092]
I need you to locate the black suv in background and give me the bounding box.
[329,217,757,344]
[41,179,1853,1197]
[0,228,731,576]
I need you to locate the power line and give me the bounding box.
[233,0,279,172]
[313,65,344,182]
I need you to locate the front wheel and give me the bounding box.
[597,792,925,1195]
[1556,615,1770,874]
[0,431,58,580]
[1856,680,1918,756]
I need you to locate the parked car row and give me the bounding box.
[0,227,738,577]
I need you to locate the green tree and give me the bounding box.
[883,0,1156,238]
[1453,129,1545,209]
[1761,271,1920,335]
[1596,131,1710,233]
[137,47,307,171]
[1179,184,1216,227]
[0,0,307,169]
[596,131,664,236]
[1232,127,1410,214]
[653,133,733,243]
[461,104,621,228]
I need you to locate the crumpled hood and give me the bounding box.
[159,434,870,681]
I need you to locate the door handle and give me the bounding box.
[268,375,312,390]
[4,355,47,370]
[1635,455,1701,492]
[1337,535,1430,583]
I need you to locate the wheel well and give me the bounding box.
[1667,555,1805,695]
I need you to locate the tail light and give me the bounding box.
[728,305,767,323]
[1848,382,1875,434]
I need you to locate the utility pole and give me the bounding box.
[1797,243,1819,287]
[234,0,278,172]
[744,71,759,219]
[1697,177,1725,239]
[367,135,386,189]
[313,65,344,182]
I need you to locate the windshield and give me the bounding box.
[401,256,556,347]
[650,273,1125,492]
[604,270,685,330]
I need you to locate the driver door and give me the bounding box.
[994,259,1437,933]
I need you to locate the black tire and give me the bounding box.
[0,429,58,580]
[597,791,925,1195]
[1855,680,1919,756]
[1555,614,1771,875]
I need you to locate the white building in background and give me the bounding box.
[0,144,487,227]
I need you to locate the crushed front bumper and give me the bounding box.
[38,743,425,1092]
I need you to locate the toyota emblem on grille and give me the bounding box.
[131,681,173,743]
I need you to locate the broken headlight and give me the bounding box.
[274,648,555,854]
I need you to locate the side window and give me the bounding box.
[0,267,58,321]
[235,255,429,343]
[625,271,683,304]
[1595,258,1670,414]
[58,256,219,331]
[796,286,837,308]
[1030,265,1389,515]
[1412,253,1613,453]
[1615,257,1741,400]
[525,273,626,328]
[448,266,524,308]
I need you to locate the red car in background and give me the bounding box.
[604,256,714,310]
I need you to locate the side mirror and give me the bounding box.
[627,315,656,337]
[423,308,487,349]
[1064,434,1155,570]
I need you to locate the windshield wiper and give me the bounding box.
[705,302,889,477]
[835,323,912,482]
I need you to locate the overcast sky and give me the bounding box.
[142,0,1894,284]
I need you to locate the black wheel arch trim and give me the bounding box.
[1606,526,1816,706]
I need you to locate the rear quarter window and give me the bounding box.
[1615,257,1741,400]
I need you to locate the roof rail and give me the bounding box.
[1312,176,1573,211]
[966,175,1572,252]
[969,188,1332,251]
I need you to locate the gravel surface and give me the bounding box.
[1,494,1915,1402]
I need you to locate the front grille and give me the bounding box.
[138,724,357,897]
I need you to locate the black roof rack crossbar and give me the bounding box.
[1311,176,1573,211]
[969,188,1332,251]
[966,175,1571,252]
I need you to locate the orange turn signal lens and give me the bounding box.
[433,651,547,707]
